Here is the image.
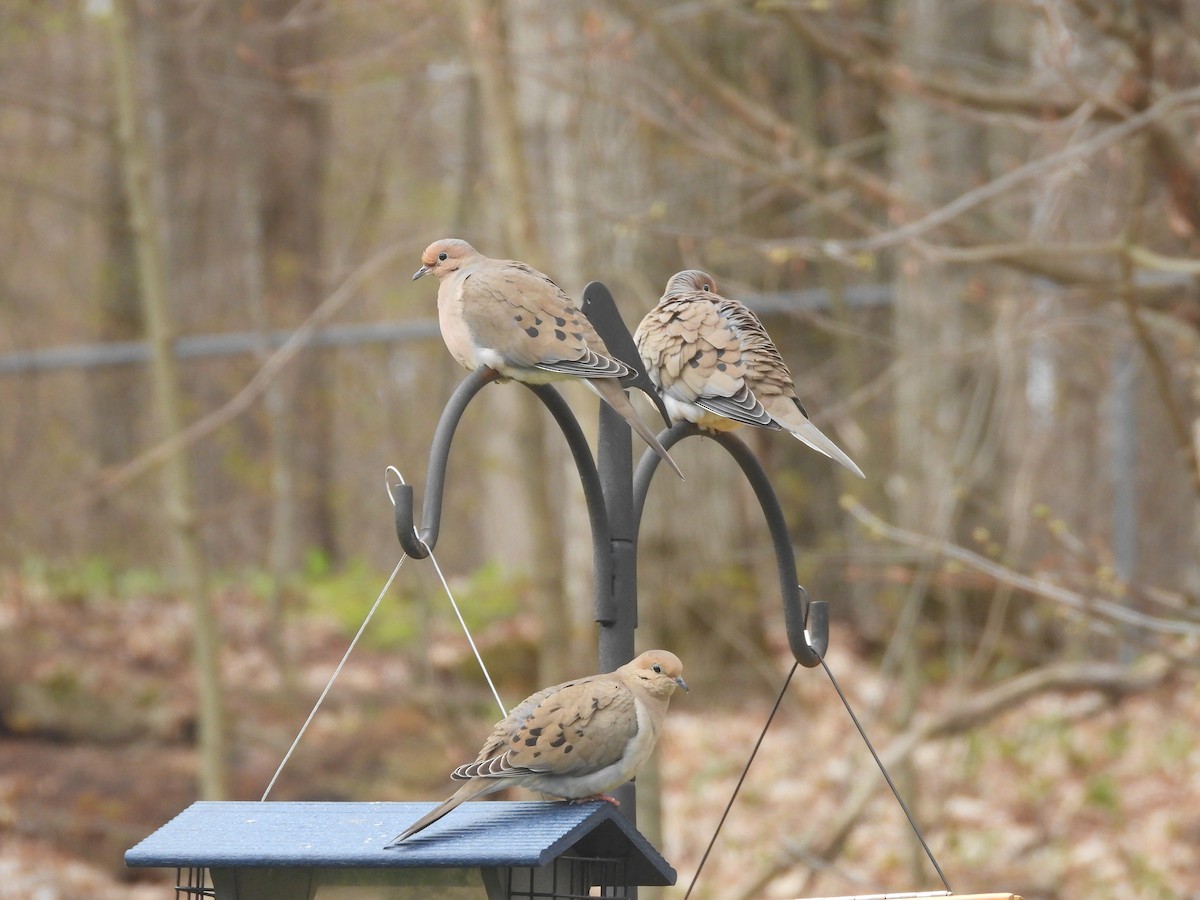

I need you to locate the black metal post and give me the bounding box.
[580,282,653,674]
[394,281,832,862]
[597,402,637,669]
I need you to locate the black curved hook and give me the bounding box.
[393,367,498,559]
[393,368,617,624]
[394,283,830,667]
[632,422,829,668]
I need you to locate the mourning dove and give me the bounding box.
[385,649,687,846]
[634,270,865,478]
[413,239,683,478]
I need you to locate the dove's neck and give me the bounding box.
[625,694,666,768]
[437,268,481,370]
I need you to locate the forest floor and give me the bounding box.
[1,581,1197,899]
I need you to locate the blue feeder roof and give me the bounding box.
[125,801,675,886]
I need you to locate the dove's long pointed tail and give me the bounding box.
[783,415,865,479]
[589,379,684,479]
[385,779,499,847]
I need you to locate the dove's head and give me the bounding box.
[413,238,477,281]
[663,269,717,299]
[623,650,688,699]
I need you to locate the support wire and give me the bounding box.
[685,661,799,899]
[260,553,407,801]
[686,628,952,897]
[817,653,953,893]
[262,465,508,800]
[420,538,507,718]
[389,465,507,718]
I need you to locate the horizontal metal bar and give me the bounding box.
[0,284,893,377]
[0,319,440,375]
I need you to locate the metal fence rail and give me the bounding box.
[0,320,440,375]
[0,285,898,376]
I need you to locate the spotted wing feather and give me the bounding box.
[450,675,635,781]
[461,263,625,377]
[637,292,775,427]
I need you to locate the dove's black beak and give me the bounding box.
[412,264,431,281]
[675,676,689,693]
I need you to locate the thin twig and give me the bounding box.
[1120,302,1199,497]
[779,8,1104,121]
[842,498,1200,637]
[818,84,1200,254]
[82,241,407,503]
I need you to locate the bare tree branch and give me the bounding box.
[0,83,111,131]
[779,7,1101,120]
[1121,290,1200,498]
[818,84,1200,254]
[81,241,406,504]
[1126,245,1200,275]
[841,497,1200,637]
[606,0,898,207]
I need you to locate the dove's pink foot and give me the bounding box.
[570,794,621,807]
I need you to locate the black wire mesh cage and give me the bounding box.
[174,867,214,898]
[502,854,631,900]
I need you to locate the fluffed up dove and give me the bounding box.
[413,239,683,478]
[385,649,687,846]
[634,269,865,478]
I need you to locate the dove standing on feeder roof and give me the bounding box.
[634,269,865,478]
[413,239,683,478]
[385,649,687,846]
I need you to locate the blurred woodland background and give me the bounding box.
[1,0,1199,897]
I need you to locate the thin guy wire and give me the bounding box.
[387,465,506,717]
[685,660,799,900]
[818,654,953,893]
[260,554,407,801]
[421,539,507,718]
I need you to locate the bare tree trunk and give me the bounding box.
[455,0,566,688]
[224,28,297,679]
[258,0,335,567]
[93,155,141,466]
[514,0,611,690]
[455,0,539,261]
[888,0,991,882]
[90,153,146,557]
[105,0,226,799]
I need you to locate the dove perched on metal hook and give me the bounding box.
[385,649,687,846]
[413,239,683,478]
[634,269,865,478]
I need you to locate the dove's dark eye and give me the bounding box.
[652,664,663,674]
[702,283,711,291]
[438,251,448,262]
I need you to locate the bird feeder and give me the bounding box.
[125,800,674,899]
[124,283,833,897]
[123,284,894,900]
